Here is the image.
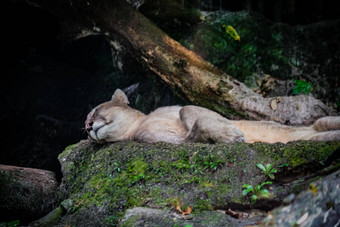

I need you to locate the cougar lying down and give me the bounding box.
[85,89,340,144]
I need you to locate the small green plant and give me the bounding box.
[242,181,272,204]
[113,162,122,172]
[132,174,145,184]
[293,79,312,95]
[256,163,277,179]
[203,159,221,171]
[187,175,202,184]
[196,154,224,172]
[190,164,203,175]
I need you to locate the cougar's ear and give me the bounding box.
[111,89,130,105]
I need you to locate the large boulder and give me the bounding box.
[31,140,340,226]
[0,165,58,225]
[261,169,340,226]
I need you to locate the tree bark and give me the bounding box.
[21,0,336,125]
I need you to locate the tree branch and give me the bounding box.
[19,0,337,124]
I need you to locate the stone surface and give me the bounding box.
[260,169,340,227]
[120,207,261,227]
[0,165,58,224]
[48,140,340,226]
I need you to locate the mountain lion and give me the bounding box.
[85,89,340,144]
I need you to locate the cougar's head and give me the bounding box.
[85,89,141,143]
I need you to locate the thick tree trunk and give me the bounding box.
[22,0,336,125]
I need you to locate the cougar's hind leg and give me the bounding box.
[179,105,225,130]
[180,106,245,143]
[313,116,340,132]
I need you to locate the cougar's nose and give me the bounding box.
[86,121,93,131]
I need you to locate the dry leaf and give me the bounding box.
[182,206,193,215]
[270,99,278,110]
[175,203,182,213]
[270,98,281,110]
[175,203,193,215]
[226,208,243,219]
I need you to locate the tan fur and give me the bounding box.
[85,89,340,144]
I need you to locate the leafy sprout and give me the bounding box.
[293,80,312,95]
[113,162,121,173]
[242,181,272,204]
[256,163,277,179]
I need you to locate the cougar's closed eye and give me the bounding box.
[93,109,98,117]
[96,114,113,125]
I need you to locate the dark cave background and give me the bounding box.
[1,0,339,182]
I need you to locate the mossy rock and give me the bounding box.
[51,140,340,226]
[179,11,340,109]
[181,11,292,81]
[119,207,257,227]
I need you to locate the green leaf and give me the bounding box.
[243,184,252,188]
[270,168,277,174]
[256,163,266,172]
[242,184,254,195]
[260,181,273,187]
[242,187,254,195]
[265,164,273,171]
[268,173,275,179]
[251,194,257,204]
[293,80,312,95]
[279,163,289,168]
[255,184,261,192]
[259,189,271,198]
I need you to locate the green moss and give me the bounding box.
[58,143,78,159]
[291,181,304,194]
[171,159,190,173]
[104,214,121,226]
[30,207,63,226]
[150,187,167,205]
[119,214,141,227]
[127,158,149,183]
[282,142,338,167]
[195,198,213,211]
[199,181,215,188]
